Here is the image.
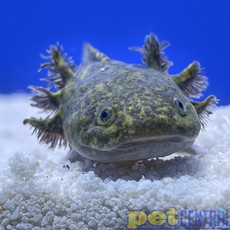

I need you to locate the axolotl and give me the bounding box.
[24,33,217,162]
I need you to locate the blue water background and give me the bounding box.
[0,0,229,105]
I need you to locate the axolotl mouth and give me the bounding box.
[114,135,192,151]
[73,135,195,162]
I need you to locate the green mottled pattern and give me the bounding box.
[60,61,200,162]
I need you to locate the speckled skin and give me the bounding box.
[61,61,200,162]
[24,33,217,162]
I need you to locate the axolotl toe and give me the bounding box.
[24,33,217,162]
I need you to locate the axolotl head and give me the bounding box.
[63,61,202,162]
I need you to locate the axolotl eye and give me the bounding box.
[174,98,187,117]
[96,107,116,126]
[100,108,112,122]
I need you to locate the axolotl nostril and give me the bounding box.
[24,33,217,162]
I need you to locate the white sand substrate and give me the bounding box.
[0,94,230,229]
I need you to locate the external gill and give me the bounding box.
[29,86,61,113]
[23,43,75,148]
[173,62,208,99]
[23,113,67,149]
[40,43,76,89]
[130,33,172,72]
[191,95,218,128]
